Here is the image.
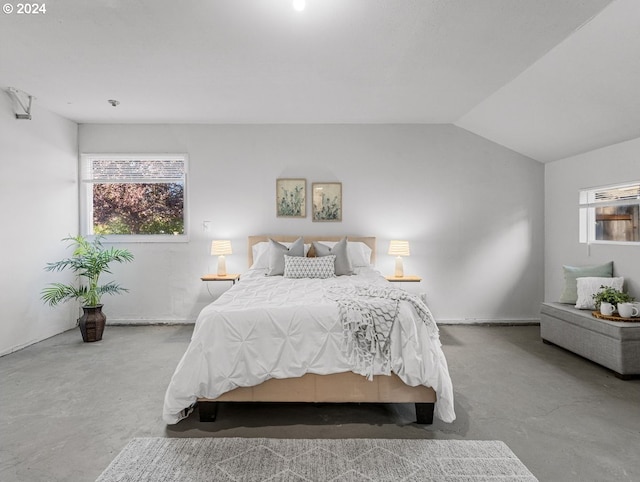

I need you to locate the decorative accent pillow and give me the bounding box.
[267,237,305,276]
[313,237,353,276]
[575,277,624,309]
[559,261,613,304]
[251,241,310,269]
[284,255,336,279]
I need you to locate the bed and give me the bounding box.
[162,235,455,425]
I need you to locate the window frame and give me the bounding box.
[80,153,189,243]
[579,181,640,246]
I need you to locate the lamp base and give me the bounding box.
[217,255,227,276]
[394,256,404,278]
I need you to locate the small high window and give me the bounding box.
[81,154,188,242]
[579,182,640,244]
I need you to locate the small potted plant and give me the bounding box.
[41,235,134,342]
[592,285,635,315]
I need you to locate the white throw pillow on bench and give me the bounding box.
[575,276,624,310]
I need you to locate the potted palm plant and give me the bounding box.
[41,235,134,342]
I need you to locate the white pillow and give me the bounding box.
[251,241,311,269]
[251,242,270,269]
[350,242,373,267]
[284,255,336,279]
[575,276,624,310]
[317,241,372,267]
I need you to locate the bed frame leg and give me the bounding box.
[198,401,218,422]
[415,403,434,424]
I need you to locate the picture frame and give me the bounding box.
[276,178,306,218]
[312,182,342,222]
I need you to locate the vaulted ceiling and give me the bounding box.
[2,0,638,162]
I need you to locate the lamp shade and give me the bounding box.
[388,240,410,257]
[211,240,232,256]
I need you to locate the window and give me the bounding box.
[81,154,188,242]
[579,182,640,244]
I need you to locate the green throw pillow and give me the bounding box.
[559,261,613,304]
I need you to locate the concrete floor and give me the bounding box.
[1,324,639,482]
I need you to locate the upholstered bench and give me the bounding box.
[540,302,640,379]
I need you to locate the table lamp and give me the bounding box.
[211,240,232,276]
[388,240,410,278]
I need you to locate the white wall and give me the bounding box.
[0,93,79,356]
[545,137,640,302]
[79,124,544,324]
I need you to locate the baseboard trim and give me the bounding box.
[107,319,196,326]
[0,328,77,358]
[1,338,48,357]
[437,318,540,326]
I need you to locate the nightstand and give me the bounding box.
[385,275,422,283]
[386,275,426,303]
[201,273,240,285]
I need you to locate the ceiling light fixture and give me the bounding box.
[292,0,305,12]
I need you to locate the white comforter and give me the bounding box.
[163,267,455,424]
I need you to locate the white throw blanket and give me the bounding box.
[330,286,439,380]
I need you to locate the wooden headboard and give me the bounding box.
[248,236,376,266]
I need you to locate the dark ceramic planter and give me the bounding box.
[78,305,106,342]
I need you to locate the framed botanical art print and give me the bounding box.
[276,178,306,218]
[312,182,342,222]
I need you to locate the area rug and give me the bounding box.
[97,437,537,481]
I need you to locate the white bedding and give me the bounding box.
[162,267,455,424]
